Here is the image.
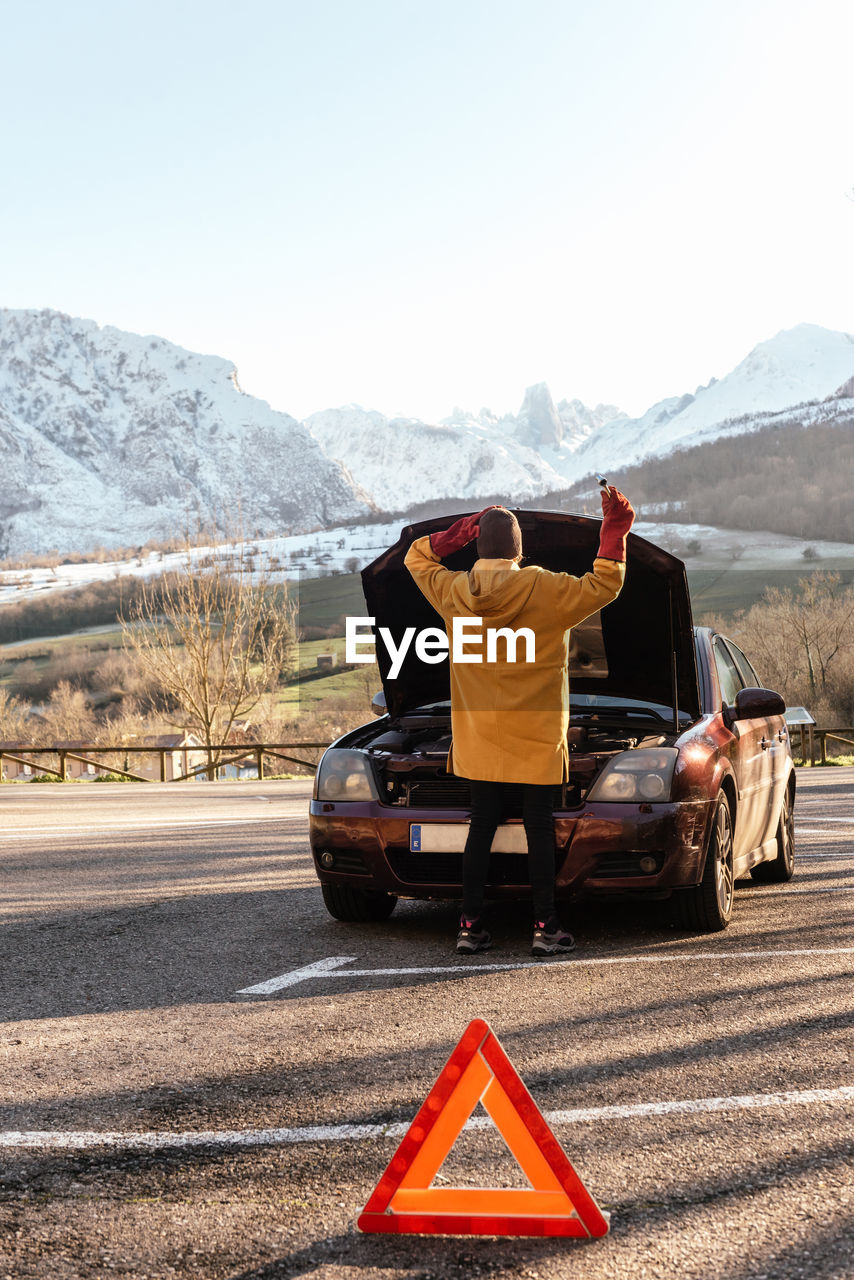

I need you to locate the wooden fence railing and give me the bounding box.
[2,730,851,782]
[789,726,854,768]
[0,743,332,784]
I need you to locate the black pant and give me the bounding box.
[462,780,558,922]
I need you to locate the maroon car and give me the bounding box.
[310,510,795,933]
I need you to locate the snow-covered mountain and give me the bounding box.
[307,323,854,509]
[305,383,629,511]
[304,404,571,510]
[570,323,854,477]
[0,309,371,556]
[2,309,853,558]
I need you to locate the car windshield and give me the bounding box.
[570,693,693,723]
[411,695,693,723]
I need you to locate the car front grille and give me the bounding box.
[387,776,584,811]
[387,849,532,886]
[401,777,472,809]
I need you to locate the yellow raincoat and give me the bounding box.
[404,536,625,784]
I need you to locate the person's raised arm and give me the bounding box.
[597,485,635,563]
[549,487,635,627]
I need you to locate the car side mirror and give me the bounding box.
[371,690,387,717]
[723,686,786,728]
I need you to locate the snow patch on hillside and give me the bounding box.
[2,515,852,612]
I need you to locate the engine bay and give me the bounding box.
[358,709,679,809]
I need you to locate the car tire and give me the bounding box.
[750,784,795,883]
[672,791,735,933]
[321,882,398,922]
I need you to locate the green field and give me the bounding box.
[4,564,854,711]
[0,620,381,714]
[278,636,380,710]
[0,627,126,690]
[293,566,854,631]
[687,567,854,621]
[291,573,365,629]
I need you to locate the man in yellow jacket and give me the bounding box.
[404,489,634,957]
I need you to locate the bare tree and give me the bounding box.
[36,681,96,743]
[94,701,156,778]
[120,531,297,775]
[786,573,854,696]
[357,661,383,711]
[730,572,854,719]
[23,682,97,777]
[0,689,30,743]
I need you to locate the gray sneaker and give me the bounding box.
[532,918,576,957]
[456,916,492,955]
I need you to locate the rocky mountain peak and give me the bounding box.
[516,382,563,448]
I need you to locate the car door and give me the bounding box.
[712,635,774,862]
[725,637,789,833]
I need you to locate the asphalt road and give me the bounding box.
[1,770,853,1280]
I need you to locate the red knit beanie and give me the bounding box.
[476,508,522,560]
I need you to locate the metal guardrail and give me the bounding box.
[0,743,332,783]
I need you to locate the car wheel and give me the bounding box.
[321,882,398,922]
[750,784,795,883]
[672,791,735,933]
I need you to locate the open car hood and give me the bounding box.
[361,509,701,722]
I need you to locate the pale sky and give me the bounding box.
[3,0,853,422]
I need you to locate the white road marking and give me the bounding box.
[739,886,854,897]
[238,956,359,994]
[3,1084,854,1152]
[0,816,304,840]
[796,817,854,823]
[237,946,854,994]
[543,1085,854,1126]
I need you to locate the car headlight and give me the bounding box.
[586,748,679,803]
[315,749,378,802]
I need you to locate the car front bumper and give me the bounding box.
[308,796,715,901]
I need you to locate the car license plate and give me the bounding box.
[409,822,527,854]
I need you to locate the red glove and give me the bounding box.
[598,487,635,561]
[430,507,500,557]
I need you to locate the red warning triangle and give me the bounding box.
[358,1018,610,1238]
